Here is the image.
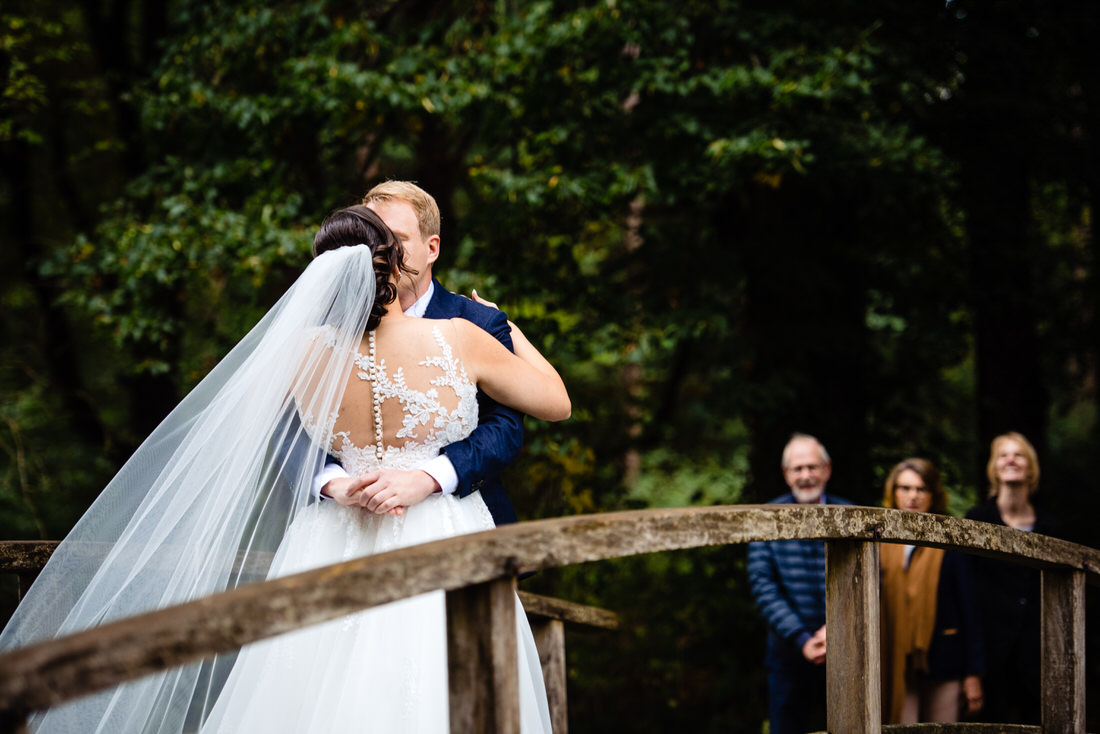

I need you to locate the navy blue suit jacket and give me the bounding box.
[421,278,524,526]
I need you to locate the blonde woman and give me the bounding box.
[965,432,1061,724]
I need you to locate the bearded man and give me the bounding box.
[747,433,853,734]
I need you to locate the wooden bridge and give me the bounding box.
[0,504,1095,733]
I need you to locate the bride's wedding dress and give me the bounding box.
[199,325,552,733]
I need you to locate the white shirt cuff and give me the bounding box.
[421,455,458,495]
[313,462,351,500]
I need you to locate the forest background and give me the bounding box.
[2,0,1099,731]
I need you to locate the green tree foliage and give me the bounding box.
[2,0,1099,730]
[1,1,134,540]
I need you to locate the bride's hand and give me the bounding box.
[471,288,523,345]
[471,289,498,310]
[320,476,372,506]
[358,469,441,514]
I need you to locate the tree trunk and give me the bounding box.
[2,137,107,452]
[954,1,1048,466]
[740,184,870,504]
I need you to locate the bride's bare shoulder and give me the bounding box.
[374,317,454,356]
[445,317,490,345]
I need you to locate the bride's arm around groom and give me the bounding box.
[315,180,542,522]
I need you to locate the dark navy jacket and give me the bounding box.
[964,499,1062,670]
[747,492,853,666]
[927,550,986,679]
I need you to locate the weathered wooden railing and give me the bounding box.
[0,547,617,734]
[0,505,1095,733]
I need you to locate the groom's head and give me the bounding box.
[362,181,441,310]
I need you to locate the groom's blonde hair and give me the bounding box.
[362,181,441,239]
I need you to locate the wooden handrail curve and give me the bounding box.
[0,504,1095,728]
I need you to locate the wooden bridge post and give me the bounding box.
[446,577,521,734]
[1040,567,1085,733]
[15,572,38,601]
[529,618,567,734]
[825,539,881,733]
[517,590,620,734]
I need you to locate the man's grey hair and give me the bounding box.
[781,433,831,469]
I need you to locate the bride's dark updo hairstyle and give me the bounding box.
[312,204,415,330]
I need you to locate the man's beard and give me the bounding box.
[791,485,824,504]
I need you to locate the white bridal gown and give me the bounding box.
[200,325,552,733]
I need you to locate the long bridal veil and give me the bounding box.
[0,245,379,733]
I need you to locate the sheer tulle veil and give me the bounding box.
[0,244,381,732]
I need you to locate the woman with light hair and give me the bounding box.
[964,432,1062,725]
[879,458,983,724]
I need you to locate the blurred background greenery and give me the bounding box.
[2,0,1098,730]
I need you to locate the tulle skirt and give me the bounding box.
[199,493,552,733]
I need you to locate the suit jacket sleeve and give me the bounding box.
[439,306,525,498]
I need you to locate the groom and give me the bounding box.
[313,181,524,526]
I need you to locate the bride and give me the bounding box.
[0,205,568,733]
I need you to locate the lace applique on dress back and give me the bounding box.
[330,325,478,475]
